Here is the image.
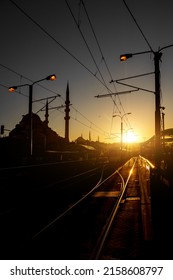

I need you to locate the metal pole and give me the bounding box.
[162,111,165,150]
[154,51,162,169]
[64,82,70,142]
[29,85,33,157]
[121,119,123,160]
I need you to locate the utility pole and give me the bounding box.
[64,82,70,142]
[154,52,162,168]
[44,100,49,127]
[117,45,173,169]
[113,113,131,161]
[9,74,56,157]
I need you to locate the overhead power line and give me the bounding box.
[0,62,110,140]
[65,0,132,130]
[8,0,133,140]
[122,0,153,52]
[0,63,61,96]
[64,0,110,93]
[81,0,133,127]
[81,0,117,90]
[8,0,112,91]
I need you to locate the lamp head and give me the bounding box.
[8,86,17,92]
[46,74,56,81]
[120,53,133,61]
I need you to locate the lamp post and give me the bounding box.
[119,44,173,169]
[113,112,131,160]
[9,74,56,157]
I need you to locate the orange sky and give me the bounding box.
[1,0,173,143]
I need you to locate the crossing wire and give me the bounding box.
[0,63,109,139]
[7,0,132,139]
[65,0,132,132]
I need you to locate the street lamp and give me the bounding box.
[8,74,56,157]
[113,112,131,160]
[119,45,173,169]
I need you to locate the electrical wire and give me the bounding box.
[0,63,61,96]
[66,0,132,133]
[0,63,110,140]
[7,0,133,140]
[81,0,133,129]
[122,0,154,53]
[81,0,117,91]
[58,94,110,137]
[0,82,28,98]
[8,0,112,91]
[64,0,110,92]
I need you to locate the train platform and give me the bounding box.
[99,160,173,260]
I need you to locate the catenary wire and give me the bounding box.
[66,0,132,133]
[9,0,131,125]
[122,0,154,53]
[0,65,110,139]
[64,0,110,93]
[8,0,113,92]
[8,0,133,138]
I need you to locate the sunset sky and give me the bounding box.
[1,0,173,143]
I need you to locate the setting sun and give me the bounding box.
[125,131,139,143]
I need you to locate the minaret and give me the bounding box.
[64,82,70,142]
[89,131,91,142]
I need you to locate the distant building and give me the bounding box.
[0,113,65,164]
[9,113,65,153]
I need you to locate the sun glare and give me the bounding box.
[125,131,139,143]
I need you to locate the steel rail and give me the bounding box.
[32,161,129,239]
[32,164,107,239]
[92,157,137,259]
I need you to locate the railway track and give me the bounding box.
[0,156,155,259]
[0,159,118,258]
[26,156,153,260]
